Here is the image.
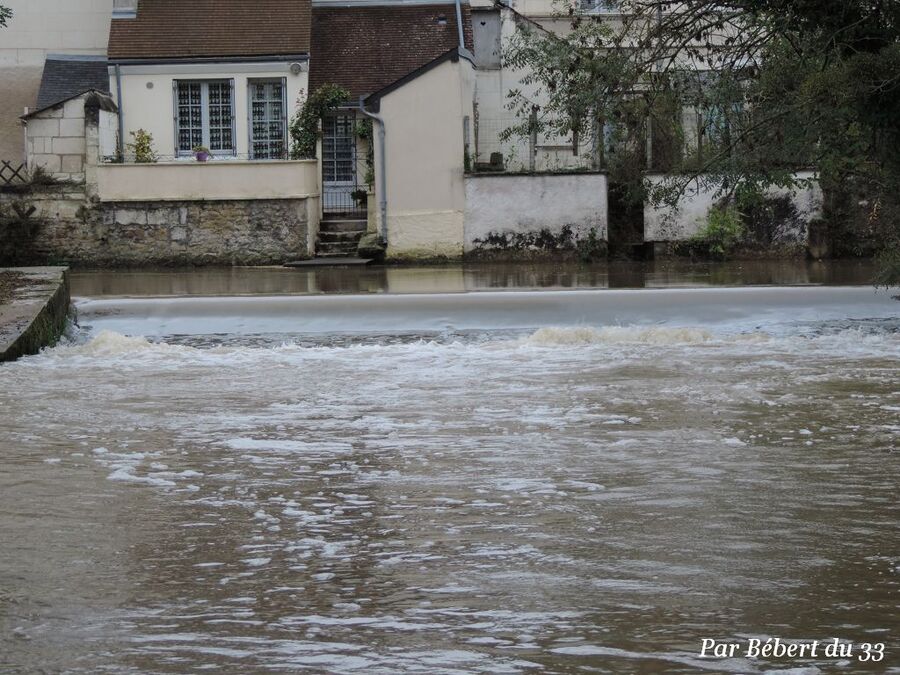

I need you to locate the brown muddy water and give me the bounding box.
[1,261,898,673]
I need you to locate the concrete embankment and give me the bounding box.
[0,267,70,362]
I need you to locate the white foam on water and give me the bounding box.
[3,285,898,674]
[524,325,716,346]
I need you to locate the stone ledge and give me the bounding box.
[0,267,70,363]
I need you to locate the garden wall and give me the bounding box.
[0,187,311,266]
[464,172,608,256]
[644,171,823,244]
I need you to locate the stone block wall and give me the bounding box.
[26,96,90,182]
[1,187,310,266]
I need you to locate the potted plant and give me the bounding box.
[351,188,368,207]
[192,145,211,162]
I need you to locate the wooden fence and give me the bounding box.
[0,161,29,187]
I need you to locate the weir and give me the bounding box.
[74,286,900,338]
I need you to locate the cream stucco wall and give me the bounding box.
[113,63,308,160]
[1,0,113,64]
[96,160,319,202]
[376,56,475,259]
[0,0,113,161]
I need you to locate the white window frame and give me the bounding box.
[173,79,236,158]
[579,0,620,13]
[248,77,288,160]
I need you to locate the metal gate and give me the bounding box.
[322,114,365,216]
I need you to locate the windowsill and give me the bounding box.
[104,158,315,166]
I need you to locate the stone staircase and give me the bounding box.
[317,216,368,258]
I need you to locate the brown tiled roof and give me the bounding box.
[108,0,312,61]
[310,4,473,100]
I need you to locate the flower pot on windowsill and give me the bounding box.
[192,146,211,162]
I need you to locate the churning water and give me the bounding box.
[1,268,898,673]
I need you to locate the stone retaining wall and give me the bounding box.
[1,187,310,266]
[0,266,70,362]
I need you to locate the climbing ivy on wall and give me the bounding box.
[356,118,375,187]
[0,6,12,28]
[289,84,351,160]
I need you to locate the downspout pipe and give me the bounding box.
[358,97,387,245]
[115,64,125,161]
[455,0,465,52]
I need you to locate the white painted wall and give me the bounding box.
[113,63,308,160]
[473,6,600,173]
[376,56,475,259]
[644,171,824,242]
[464,173,608,250]
[99,108,118,159]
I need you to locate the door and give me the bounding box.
[322,114,362,215]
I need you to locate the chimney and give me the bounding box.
[112,0,138,19]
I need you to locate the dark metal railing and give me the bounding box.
[323,184,367,217]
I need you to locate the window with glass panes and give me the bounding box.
[175,80,235,156]
[322,115,356,183]
[249,79,287,159]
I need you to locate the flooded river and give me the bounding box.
[1,263,898,673]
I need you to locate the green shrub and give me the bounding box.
[875,244,900,288]
[692,205,745,258]
[289,84,350,159]
[127,129,157,163]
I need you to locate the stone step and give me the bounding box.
[319,230,365,244]
[316,251,359,259]
[285,257,374,267]
[317,241,359,256]
[320,219,368,233]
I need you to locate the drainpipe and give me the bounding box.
[115,64,125,161]
[359,97,388,245]
[455,0,466,51]
[116,63,125,162]
[21,112,28,169]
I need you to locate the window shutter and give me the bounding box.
[172,80,179,158]
[246,80,253,160]
[230,79,237,157]
[281,77,288,160]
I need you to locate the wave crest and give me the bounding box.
[524,326,716,346]
[71,330,183,356]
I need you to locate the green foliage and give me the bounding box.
[356,118,373,144]
[577,228,607,262]
[289,84,350,160]
[356,118,375,187]
[351,189,369,210]
[503,0,900,273]
[692,206,746,259]
[29,166,60,186]
[127,129,157,163]
[0,5,11,28]
[874,246,900,288]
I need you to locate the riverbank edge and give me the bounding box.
[0,267,71,363]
